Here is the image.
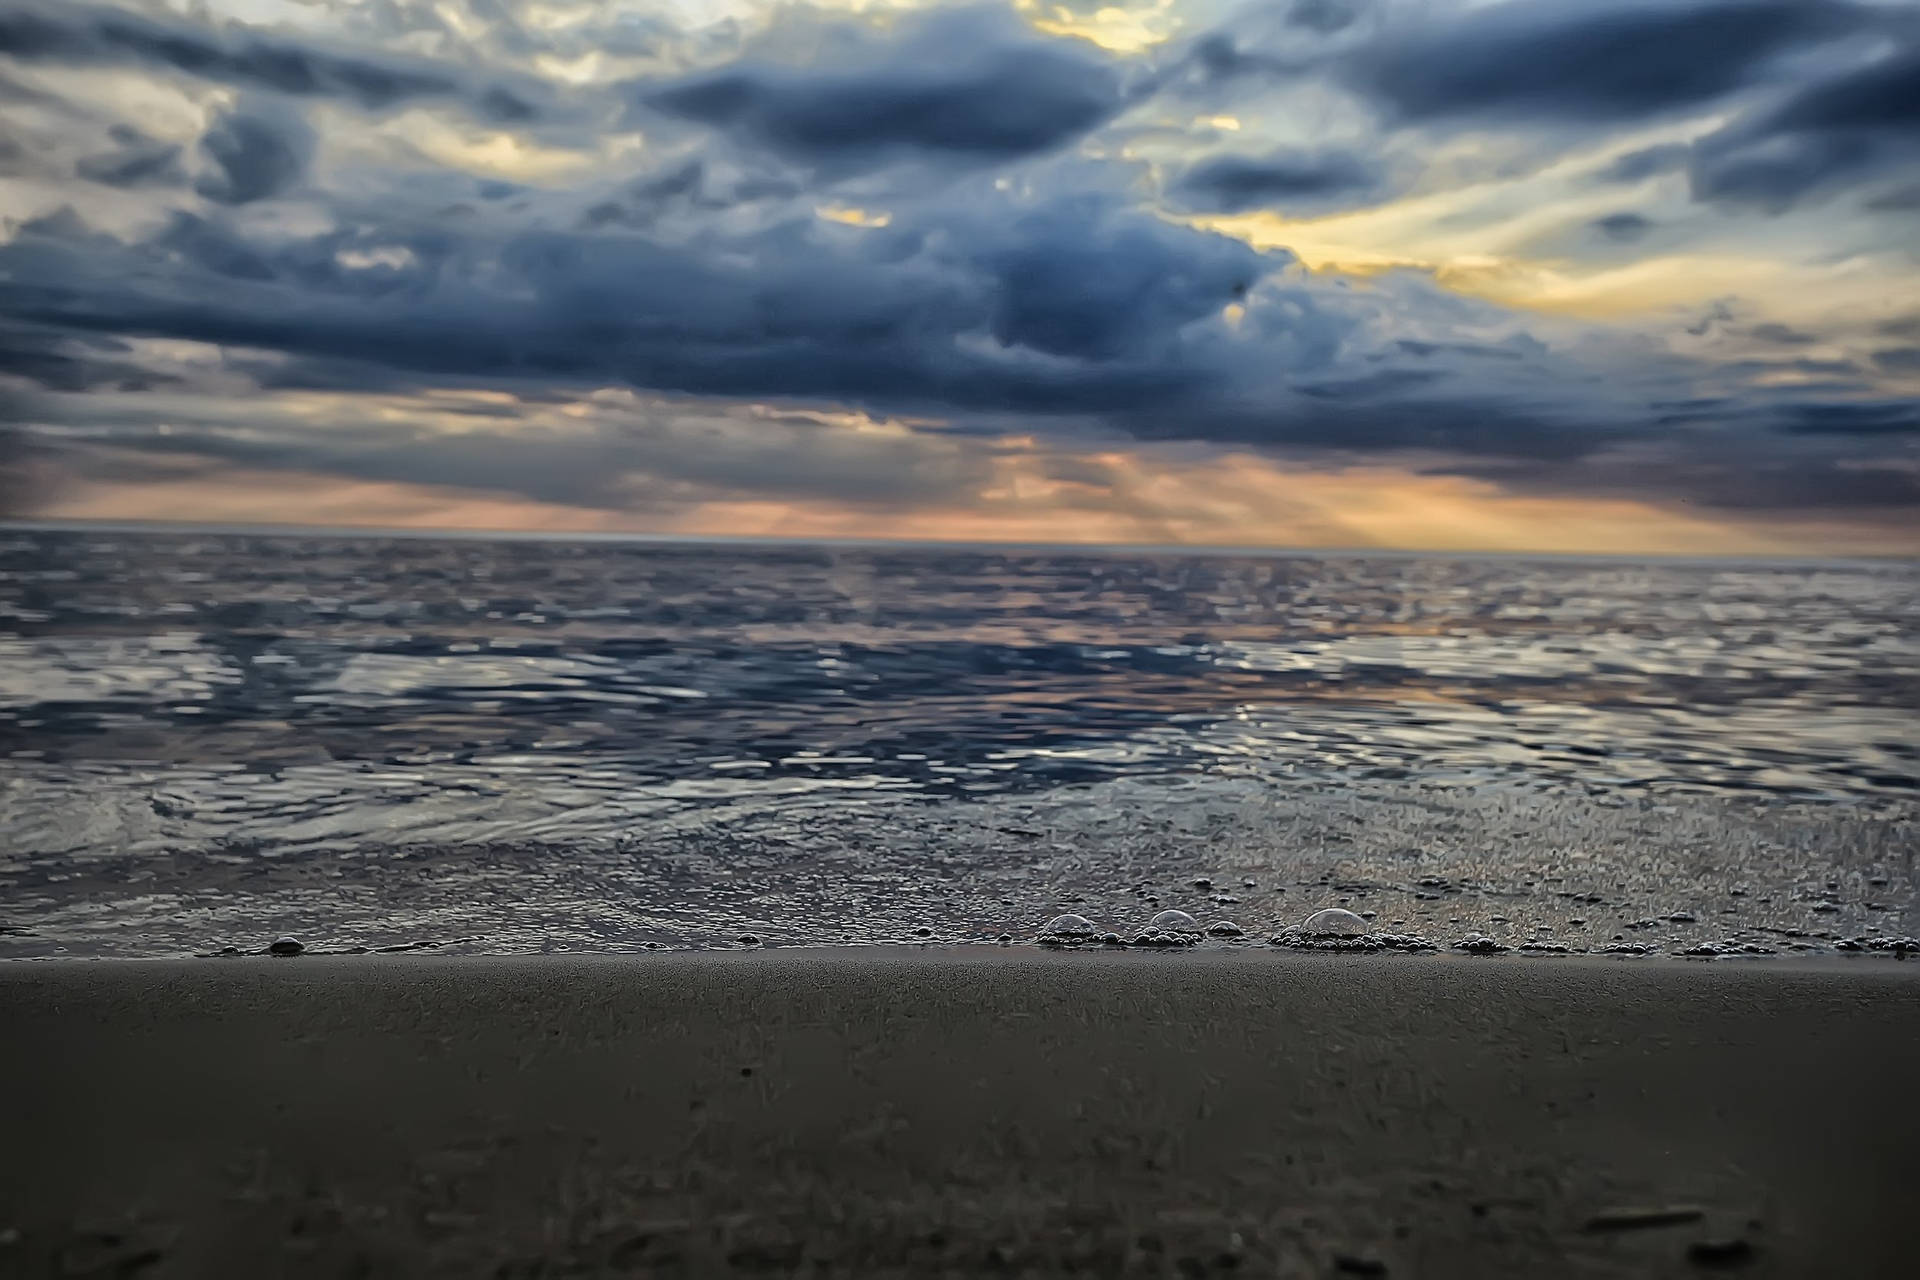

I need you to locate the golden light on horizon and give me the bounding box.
[32,447,1918,559]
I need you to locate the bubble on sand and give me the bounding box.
[1835,935,1918,955]
[1303,908,1370,937]
[1453,933,1508,955]
[268,936,303,957]
[1270,927,1436,953]
[1205,920,1245,938]
[1149,909,1201,933]
[1130,927,1199,948]
[1101,932,1126,946]
[1039,914,1099,945]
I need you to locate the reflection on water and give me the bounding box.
[0,529,1912,959]
[0,530,1915,956]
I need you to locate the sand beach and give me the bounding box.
[2,950,1915,1278]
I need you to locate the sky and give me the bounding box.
[1,0,1916,554]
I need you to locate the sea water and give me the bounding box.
[0,529,1913,957]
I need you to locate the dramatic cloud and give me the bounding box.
[75,123,183,189]
[1171,148,1381,213]
[194,99,313,205]
[642,9,1130,166]
[1,0,1916,552]
[0,0,542,120]
[1349,0,1867,124]
[1690,47,1920,211]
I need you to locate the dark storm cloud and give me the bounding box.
[1591,212,1653,242]
[2,1,1917,528]
[1595,144,1691,185]
[75,124,183,189]
[0,195,1268,419]
[194,100,314,206]
[0,321,169,393]
[1288,0,1366,35]
[1170,148,1380,213]
[1689,48,1920,211]
[1780,400,1920,435]
[1349,0,1865,124]
[577,162,804,230]
[0,0,544,121]
[15,176,1917,516]
[641,9,1129,164]
[1446,450,1920,512]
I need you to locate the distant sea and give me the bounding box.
[2,528,1914,958]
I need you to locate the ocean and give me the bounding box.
[1,528,1914,958]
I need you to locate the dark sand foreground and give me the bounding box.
[2,953,1916,1278]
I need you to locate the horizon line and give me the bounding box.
[3,517,1913,567]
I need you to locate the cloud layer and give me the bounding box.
[2,0,1917,549]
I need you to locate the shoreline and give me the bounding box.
[7,770,1914,961]
[4,951,1917,1277]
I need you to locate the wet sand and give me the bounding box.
[2,952,1916,1278]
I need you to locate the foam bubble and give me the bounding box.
[1149,909,1201,933]
[1269,926,1436,953]
[1131,926,1199,948]
[1302,908,1369,937]
[1039,913,1099,945]
[1205,920,1245,938]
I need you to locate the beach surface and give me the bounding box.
[2,952,1916,1278]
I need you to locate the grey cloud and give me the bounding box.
[1595,143,1691,184]
[75,124,184,189]
[1865,183,1920,211]
[1780,400,1920,434]
[24,400,996,514]
[1,190,1652,477]
[1288,0,1366,35]
[1349,1,1865,124]
[1872,348,1920,375]
[641,9,1129,166]
[0,321,170,393]
[1169,148,1380,213]
[195,100,314,206]
[7,186,1917,513]
[0,194,1269,420]
[0,0,544,121]
[3,2,1917,523]
[1686,299,1738,337]
[1592,212,1653,242]
[576,161,799,230]
[0,425,48,519]
[1440,448,1920,512]
[1749,323,1817,345]
[1690,48,1920,212]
